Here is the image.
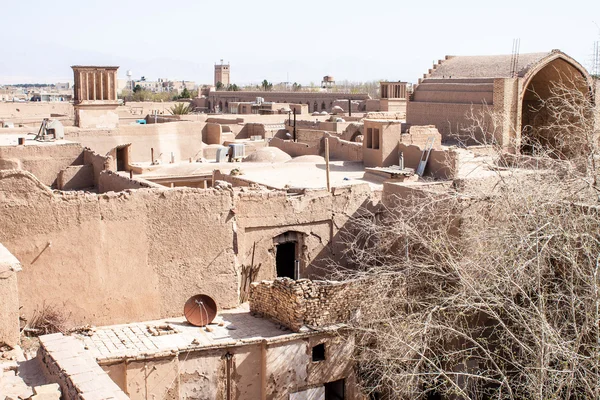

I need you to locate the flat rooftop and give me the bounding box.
[0,134,75,147]
[134,159,385,190]
[74,304,331,363]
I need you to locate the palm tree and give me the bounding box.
[169,103,192,115]
[261,79,273,91]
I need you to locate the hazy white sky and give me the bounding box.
[1,0,599,85]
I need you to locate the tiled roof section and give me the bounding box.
[429,52,552,79]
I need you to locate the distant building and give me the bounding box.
[214,60,230,87]
[133,78,196,95]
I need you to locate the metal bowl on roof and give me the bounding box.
[184,294,218,327]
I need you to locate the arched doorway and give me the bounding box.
[273,231,303,279]
[520,57,591,156]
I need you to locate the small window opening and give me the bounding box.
[312,343,326,362]
[372,128,380,150]
[325,378,345,399]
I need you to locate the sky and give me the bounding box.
[1,0,599,85]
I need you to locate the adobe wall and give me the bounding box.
[99,332,357,399]
[0,141,84,187]
[98,170,163,193]
[0,102,74,124]
[83,148,112,187]
[64,121,205,164]
[326,133,362,162]
[75,106,119,129]
[406,102,488,143]
[0,170,238,326]
[0,244,21,347]
[205,122,223,144]
[57,164,94,190]
[0,170,374,327]
[398,143,458,179]
[297,129,329,147]
[269,137,320,157]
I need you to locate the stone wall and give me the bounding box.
[249,278,359,332]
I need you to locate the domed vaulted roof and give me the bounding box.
[427,50,589,80]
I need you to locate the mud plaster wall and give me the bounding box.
[266,335,357,400]
[101,335,357,400]
[0,170,237,326]
[399,143,458,179]
[98,170,163,193]
[64,121,205,164]
[83,148,112,187]
[326,134,362,162]
[0,142,84,187]
[57,164,94,190]
[0,271,19,347]
[0,171,374,327]
[269,137,320,157]
[233,184,375,286]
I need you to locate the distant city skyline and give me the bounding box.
[2,0,599,85]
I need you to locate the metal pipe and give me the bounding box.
[325,138,331,192]
[293,109,297,142]
[225,352,233,400]
[151,148,154,164]
[348,98,352,117]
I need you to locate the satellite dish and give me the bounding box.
[184,294,217,327]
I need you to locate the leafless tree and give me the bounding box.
[333,79,600,399]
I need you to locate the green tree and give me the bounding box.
[216,81,224,91]
[180,88,191,98]
[227,84,240,92]
[133,84,142,93]
[261,79,273,91]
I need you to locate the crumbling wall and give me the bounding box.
[325,134,362,162]
[0,168,375,327]
[0,170,238,325]
[98,170,163,193]
[57,165,94,191]
[296,129,328,147]
[0,244,21,347]
[269,137,320,157]
[399,143,458,179]
[249,278,359,332]
[83,148,112,187]
[0,142,84,187]
[38,333,127,400]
